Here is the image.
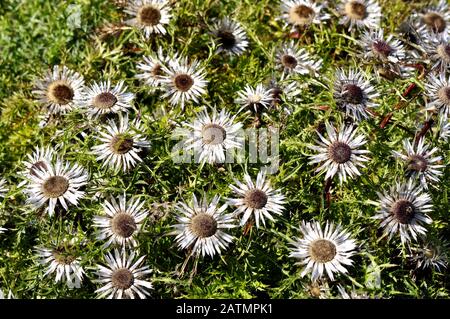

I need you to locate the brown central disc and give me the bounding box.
[438,86,450,105]
[310,239,337,263]
[244,189,268,209]
[42,176,69,198]
[217,30,237,50]
[372,40,393,58]
[112,268,135,290]
[343,84,364,104]
[407,154,428,172]
[111,135,134,154]
[138,5,161,26]
[201,124,226,145]
[437,44,450,62]
[174,74,194,92]
[295,5,315,20]
[281,54,298,70]
[190,213,218,238]
[93,92,118,109]
[52,247,76,265]
[289,4,315,25]
[423,12,446,33]
[328,141,352,164]
[48,82,74,105]
[391,199,415,224]
[111,213,137,238]
[345,1,367,20]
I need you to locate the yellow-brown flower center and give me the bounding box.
[93,92,118,109]
[190,213,217,238]
[111,213,137,238]
[437,86,450,105]
[47,81,74,105]
[52,247,76,265]
[244,189,268,209]
[344,1,367,21]
[391,199,415,224]
[201,124,226,145]
[424,248,435,259]
[328,141,352,164]
[174,74,194,92]
[281,54,298,70]
[423,12,446,33]
[436,44,450,63]
[111,268,134,290]
[138,5,161,26]
[289,5,316,25]
[42,176,69,198]
[110,135,134,154]
[309,239,337,263]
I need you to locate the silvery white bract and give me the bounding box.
[94,194,149,248]
[308,122,370,184]
[25,159,88,216]
[412,0,450,41]
[236,83,273,113]
[228,171,286,228]
[373,180,433,244]
[178,108,243,164]
[358,28,406,64]
[276,41,322,77]
[425,72,450,117]
[170,195,237,258]
[268,78,302,105]
[423,36,450,73]
[160,57,208,109]
[18,146,54,187]
[280,0,330,30]
[439,115,450,141]
[94,249,153,299]
[289,221,357,281]
[91,114,150,173]
[338,0,381,31]
[0,178,7,198]
[136,46,179,88]
[0,289,14,299]
[124,0,172,38]
[408,240,448,272]
[211,18,249,56]
[32,65,85,114]
[333,68,379,121]
[35,238,85,289]
[81,80,134,118]
[392,137,444,190]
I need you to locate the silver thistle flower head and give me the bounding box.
[228,170,286,228]
[392,137,444,190]
[308,122,370,184]
[289,221,357,281]
[170,194,237,258]
[373,180,433,244]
